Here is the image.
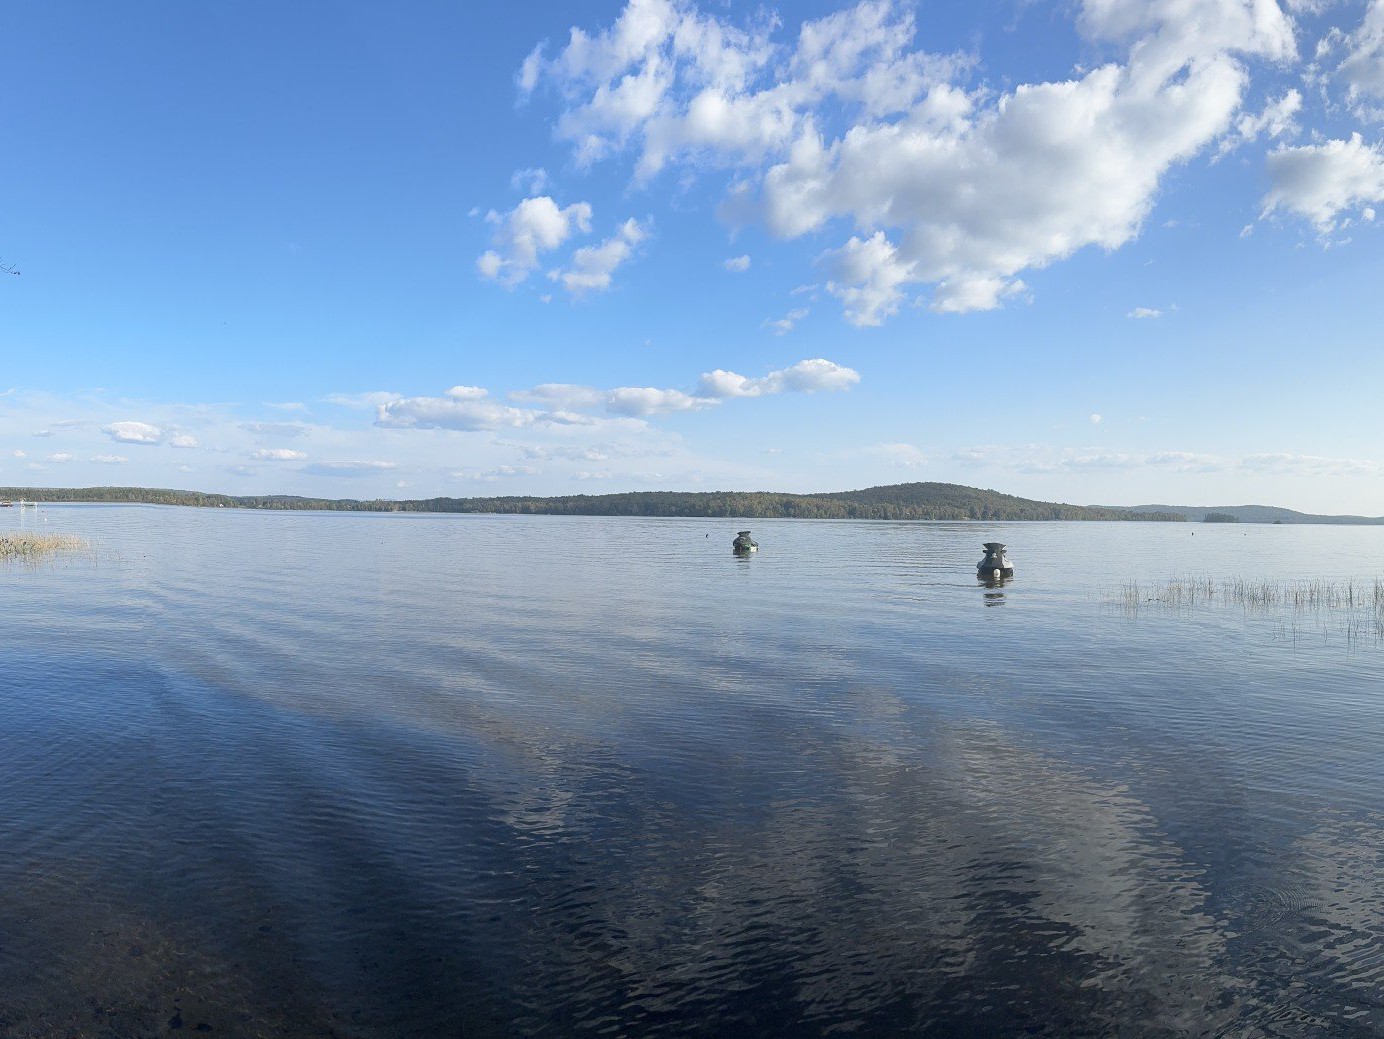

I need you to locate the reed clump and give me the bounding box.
[0,532,87,561]
[1114,575,1384,647]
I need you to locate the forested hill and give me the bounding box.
[1122,503,1384,525]
[0,482,1184,522]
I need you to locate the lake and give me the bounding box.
[2,505,1383,1037]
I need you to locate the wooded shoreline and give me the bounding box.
[0,482,1184,522]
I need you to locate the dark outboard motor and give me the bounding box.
[733,530,758,554]
[977,542,1013,578]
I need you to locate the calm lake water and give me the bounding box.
[3,505,1384,1037]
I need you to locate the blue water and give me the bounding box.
[2,506,1384,1037]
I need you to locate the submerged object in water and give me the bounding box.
[733,530,758,554]
[977,542,1013,578]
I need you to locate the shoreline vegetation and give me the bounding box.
[0,482,1189,522]
[0,533,87,561]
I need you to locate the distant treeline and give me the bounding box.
[0,482,1186,522]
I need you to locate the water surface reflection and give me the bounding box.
[1,509,1383,1035]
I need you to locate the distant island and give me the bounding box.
[3,482,1379,523]
[1,482,1186,521]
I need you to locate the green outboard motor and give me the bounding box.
[733,530,758,554]
[977,542,1013,578]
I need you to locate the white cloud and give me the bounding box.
[526,0,1299,321]
[697,357,860,397]
[98,422,197,449]
[763,307,808,335]
[548,217,648,294]
[824,231,913,325]
[1090,413,1103,424]
[723,253,751,271]
[1263,133,1384,231]
[11,450,24,458]
[252,448,308,461]
[604,386,712,416]
[477,195,594,286]
[1128,307,1163,318]
[377,356,857,432]
[376,388,541,431]
[510,166,550,194]
[1218,89,1302,155]
[103,420,164,445]
[1340,0,1384,105]
[46,452,75,463]
[90,454,129,464]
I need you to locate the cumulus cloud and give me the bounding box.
[477,195,593,286]
[823,231,916,324]
[377,386,540,431]
[46,452,75,463]
[1339,0,1384,105]
[697,357,860,397]
[1128,307,1163,318]
[548,217,648,294]
[524,0,1300,320]
[376,357,857,432]
[90,454,128,464]
[100,421,198,448]
[605,386,713,416]
[723,254,751,271]
[1263,133,1384,231]
[103,420,164,445]
[252,448,308,461]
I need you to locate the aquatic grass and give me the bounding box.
[1113,574,1384,648]
[0,532,87,562]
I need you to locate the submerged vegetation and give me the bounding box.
[1115,575,1384,647]
[0,483,1185,522]
[0,533,87,562]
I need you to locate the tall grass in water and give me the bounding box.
[0,533,87,562]
[1114,575,1384,647]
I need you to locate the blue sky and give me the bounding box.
[3,0,1384,511]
